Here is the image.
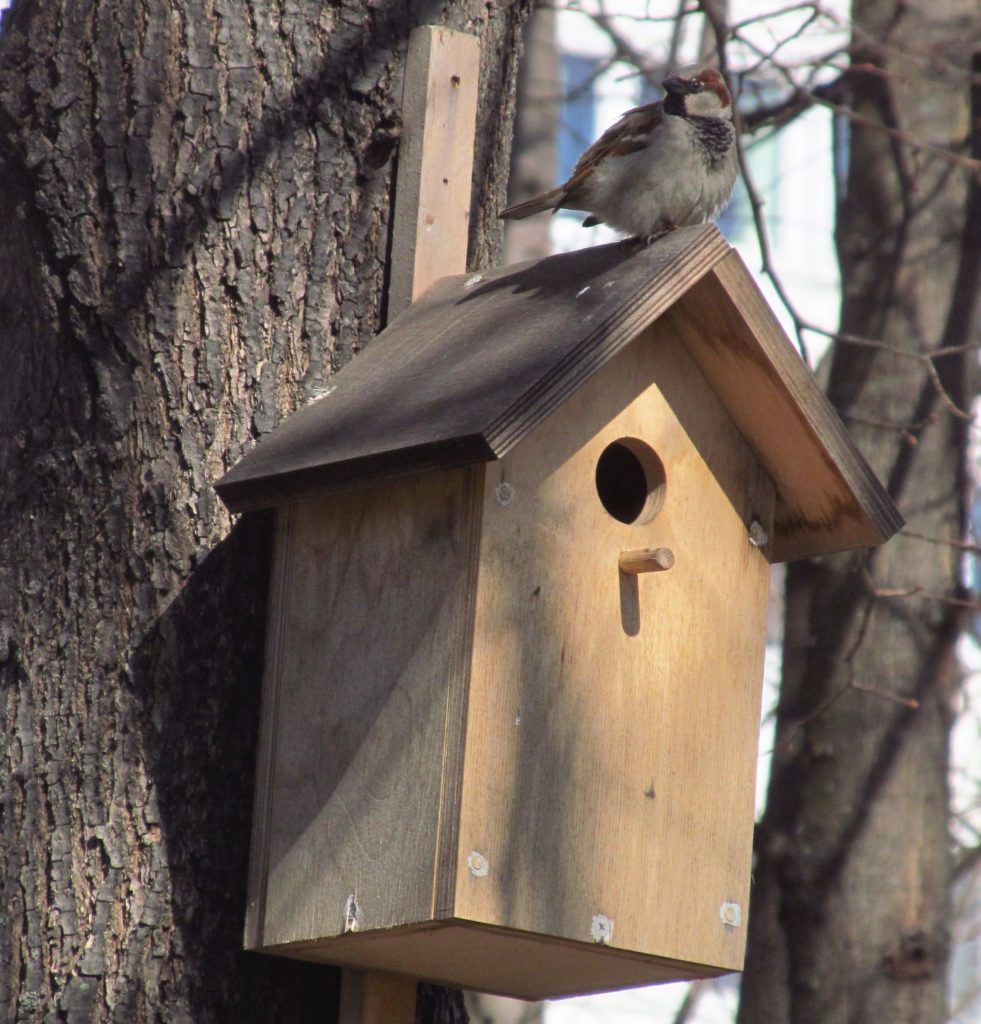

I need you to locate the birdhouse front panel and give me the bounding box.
[454,322,775,977]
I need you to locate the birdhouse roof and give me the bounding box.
[215,224,901,562]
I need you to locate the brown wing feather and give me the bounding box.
[557,100,665,210]
[499,100,665,221]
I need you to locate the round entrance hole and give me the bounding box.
[594,438,666,525]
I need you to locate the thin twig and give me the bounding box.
[901,529,981,557]
[697,0,812,360]
[811,92,981,178]
[670,980,707,1024]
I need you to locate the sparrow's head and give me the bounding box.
[662,66,732,120]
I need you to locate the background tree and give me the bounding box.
[505,3,981,1022]
[737,3,981,1022]
[0,0,530,1020]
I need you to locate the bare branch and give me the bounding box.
[670,980,708,1024]
[954,842,981,883]
[811,89,981,179]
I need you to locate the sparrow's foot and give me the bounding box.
[638,225,675,247]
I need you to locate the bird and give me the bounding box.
[500,65,738,242]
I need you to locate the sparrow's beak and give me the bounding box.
[662,76,691,95]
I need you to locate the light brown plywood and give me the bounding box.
[455,323,775,973]
[665,252,902,561]
[263,921,720,1000]
[249,467,483,949]
[338,971,418,1024]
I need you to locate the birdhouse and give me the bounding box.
[215,225,901,1000]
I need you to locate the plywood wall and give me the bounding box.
[247,467,483,948]
[455,324,775,973]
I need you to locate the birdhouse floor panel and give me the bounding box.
[456,327,774,974]
[258,919,724,1001]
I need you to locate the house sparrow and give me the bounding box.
[500,65,738,240]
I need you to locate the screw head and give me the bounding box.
[494,482,515,506]
[590,914,614,944]
[720,902,742,927]
[748,520,769,548]
[466,851,489,877]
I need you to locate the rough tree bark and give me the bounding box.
[0,0,530,1020]
[739,3,981,1024]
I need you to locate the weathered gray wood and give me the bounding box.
[388,27,480,318]
[215,226,730,510]
[251,469,483,951]
[216,225,901,562]
[345,24,481,1023]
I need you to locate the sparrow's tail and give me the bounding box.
[499,188,564,220]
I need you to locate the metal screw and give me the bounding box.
[720,902,742,927]
[494,482,515,506]
[343,894,363,933]
[590,913,614,944]
[748,520,769,548]
[467,851,489,878]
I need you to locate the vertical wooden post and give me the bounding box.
[339,970,419,1024]
[338,23,480,1024]
[388,25,480,317]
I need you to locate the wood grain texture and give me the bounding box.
[0,0,531,1017]
[215,229,899,565]
[454,324,775,975]
[251,468,483,949]
[348,25,481,1022]
[245,505,299,950]
[388,27,480,318]
[260,920,718,1000]
[338,970,418,1024]
[214,226,730,511]
[246,314,784,995]
[618,547,675,574]
[662,253,905,561]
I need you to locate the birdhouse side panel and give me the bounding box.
[455,327,774,977]
[247,467,483,950]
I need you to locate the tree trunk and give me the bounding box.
[0,0,529,1018]
[738,4,981,1024]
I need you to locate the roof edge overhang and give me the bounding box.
[661,251,903,562]
[215,225,731,512]
[214,226,902,562]
[216,434,495,513]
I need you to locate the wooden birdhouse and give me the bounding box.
[215,225,901,1000]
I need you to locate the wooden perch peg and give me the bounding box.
[388,25,480,318]
[619,547,675,575]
